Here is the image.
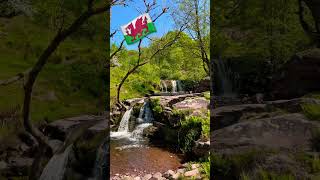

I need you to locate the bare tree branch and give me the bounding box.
[0,68,31,86]
[110,39,125,60]
[110,30,118,38]
[116,23,187,106]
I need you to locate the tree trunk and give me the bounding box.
[116,62,148,107]
[21,3,111,178]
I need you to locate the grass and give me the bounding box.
[256,169,295,180]
[0,16,104,138]
[301,103,320,121]
[211,150,267,179]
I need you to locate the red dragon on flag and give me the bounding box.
[121,13,156,45]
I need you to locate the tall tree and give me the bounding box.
[174,0,210,74]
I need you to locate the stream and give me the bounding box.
[110,99,182,177]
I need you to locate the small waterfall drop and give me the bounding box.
[171,80,177,93]
[163,81,168,92]
[216,58,236,97]
[117,108,133,132]
[131,101,153,140]
[39,145,73,180]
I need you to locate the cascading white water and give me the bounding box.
[131,101,153,140]
[171,80,177,93]
[117,108,133,132]
[163,81,168,92]
[216,58,236,97]
[39,145,73,180]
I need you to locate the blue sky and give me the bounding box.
[111,0,175,50]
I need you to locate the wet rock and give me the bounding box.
[172,172,181,179]
[266,98,320,113]
[191,164,200,169]
[163,170,175,178]
[48,139,63,153]
[6,157,33,176]
[193,140,210,157]
[272,48,320,99]
[142,174,152,180]
[153,172,162,179]
[134,177,142,180]
[212,113,319,154]
[213,104,267,130]
[184,168,199,177]
[172,97,209,116]
[176,169,185,174]
[43,115,105,140]
[150,93,202,107]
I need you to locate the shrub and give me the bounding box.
[182,115,210,140]
[150,98,163,120]
[202,91,210,100]
[179,116,202,154]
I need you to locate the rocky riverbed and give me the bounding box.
[111,163,206,180]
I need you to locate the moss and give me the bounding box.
[302,104,320,121]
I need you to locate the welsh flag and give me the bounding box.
[121,13,157,45]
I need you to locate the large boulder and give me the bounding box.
[212,104,267,130]
[194,77,210,93]
[272,48,320,99]
[212,113,319,154]
[173,97,209,116]
[43,115,106,141]
[150,93,202,108]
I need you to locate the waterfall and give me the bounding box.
[216,58,236,97]
[91,138,109,180]
[131,101,153,140]
[39,145,73,180]
[177,80,183,92]
[117,108,133,132]
[160,81,168,92]
[171,80,177,93]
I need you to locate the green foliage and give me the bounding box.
[200,156,211,179]
[0,12,104,125]
[202,91,210,100]
[179,116,202,154]
[211,150,266,179]
[302,104,320,121]
[150,98,163,119]
[256,169,295,180]
[181,115,210,140]
[111,31,208,105]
